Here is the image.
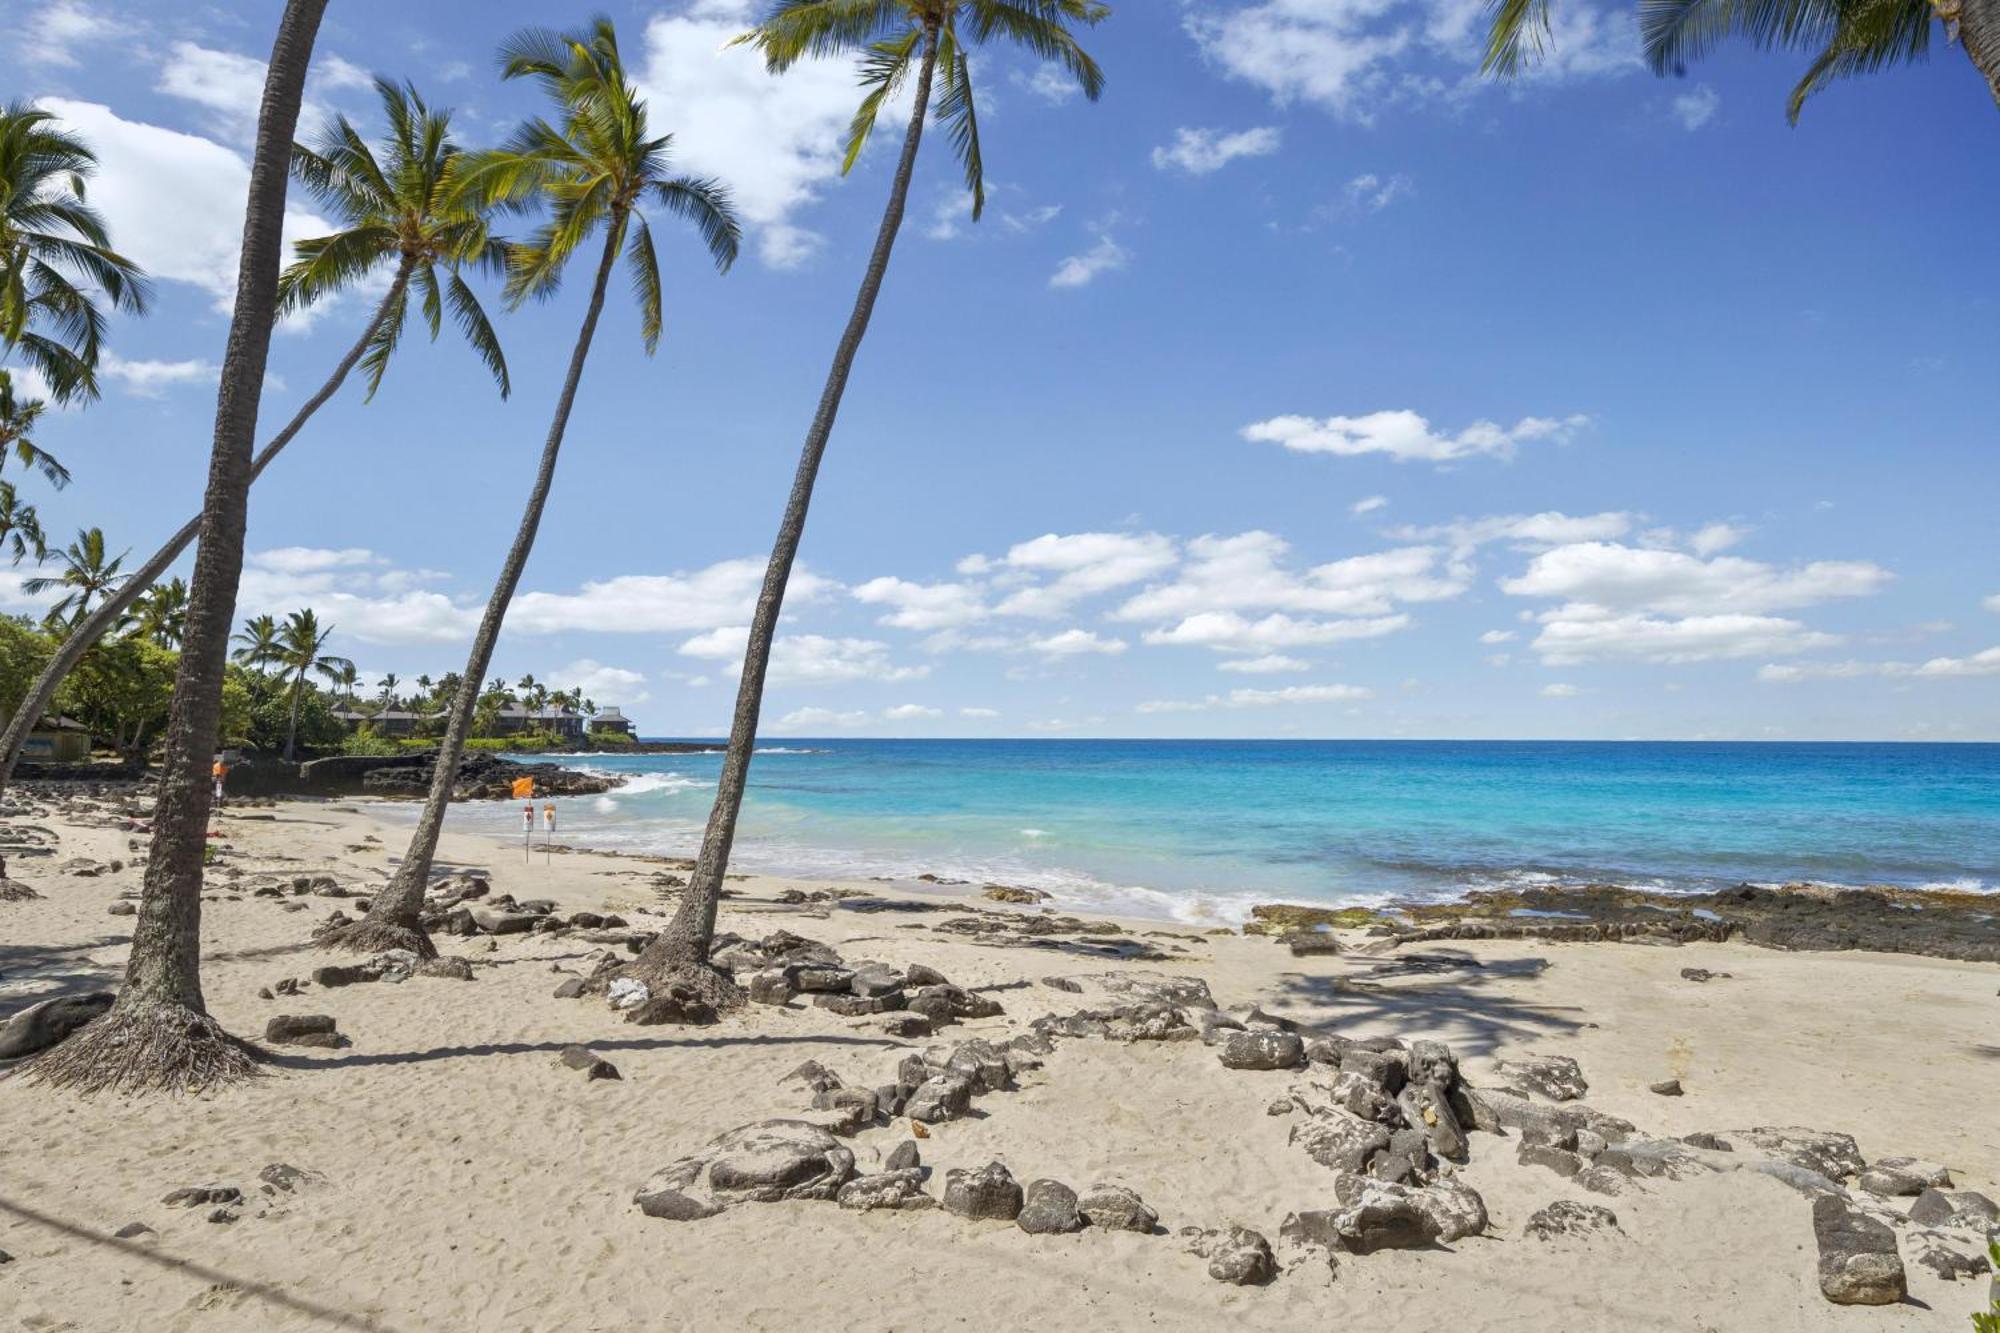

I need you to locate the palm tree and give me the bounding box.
[231,613,284,673]
[1485,0,2000,119]
[134,577,189,649]
[0,102,150,404]
[0,370,69,489]
[335,660,359,707]
[632,0,1106,998]
[0,77,513,801]
[0,479,46,565]
[325,16,738,959]
[27,0,330,1096]
[24,527,129,631]
[377,670,401,708]
[274,609,352,761]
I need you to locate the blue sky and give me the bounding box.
[8,0,1998,740]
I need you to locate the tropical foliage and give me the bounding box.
[0,101,150,404]
[1484,0,2000,121]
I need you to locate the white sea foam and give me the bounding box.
[1018,828,1049,839]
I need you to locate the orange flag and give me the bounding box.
[510,776,535,800]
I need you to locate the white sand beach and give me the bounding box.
[1,792,1995,1331]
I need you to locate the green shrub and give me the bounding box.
[339,727,404,757]
[1973,1240,1999,1332]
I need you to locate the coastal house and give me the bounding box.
[589,706,635,737]
[493,704,586,741]
[15,714,92,762]
[331,708,431,736]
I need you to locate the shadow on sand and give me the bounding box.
[1268,950,1585,1061]
[0,1193,410,1332]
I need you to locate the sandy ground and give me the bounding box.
[1,792,1996,1332]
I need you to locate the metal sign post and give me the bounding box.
[543,802,556,866]
[522,802,533,863]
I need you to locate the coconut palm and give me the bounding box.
[0,370,69,489]
[231,613,284,674]
[377,670,400,708]
[0,479,46,565]
[274,608,352,761]
[326,16,739,958]
[27,0,331,1097]
[24,527,129,631]
[334,660,359,707]
[0,77,515,801]
[1485,0,1999,119]
[133,577,189,649]
[0,102,151,405]
[632,0,1107,998]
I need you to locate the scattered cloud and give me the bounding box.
[1025,628,1128,657]
[99,350,218,396]
[32,99,333,314]
[1183,0,1638,124]
[1151,125,1282,175]
[1393,511,1632,555]
[556,659,650,706]
[1672,84,1720,131]
[1115,531,1464,625]
[1760,647,2000,682]
[1540,682,1581,698]
[1050,226,1130,289]
[20,0,116,67]
[1216,654,1310,674]
[1984,594,2000,614]
[1531,611,1840,665]
[680,628,928,685]
[637,0,879,269]
[959,706,1001,719]
[1351,495,1389,516]
[1500,543,1892,617]
[853,576,989,631]
[1479,629,1516,644]
[1013,63,1083,103]
[1138,682,1372,713]
[882,703,944,721]
[1342,172,1414,212]
[1142,610,1409,652]
[1244,409,1589,464]
[991,532,1176,617]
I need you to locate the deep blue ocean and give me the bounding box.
[419,740,2000,924]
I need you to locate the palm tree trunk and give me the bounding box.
[27,0,328,1094]
[636,27,942,988]
[324,213,627,959]
[283,672,304,761]
[1946,0,2000,104]
[0,261,413,800]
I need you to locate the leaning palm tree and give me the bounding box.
[0,77,513,801]
[324,16,739,958]
[0,479,46,565]
[1486,0,1999,119]
[24,527,128,631]
[630,0,1108,1001]
[0,101,151,404]
[0,370,69,488]
[27,0,331,1096]
[274,609,352,761]
[133,577,189,649]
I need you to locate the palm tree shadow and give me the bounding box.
[0,934,125,1012]
[263,1031,907,1071]
[1268,952,1584,1061]
[0,1194,408,1332]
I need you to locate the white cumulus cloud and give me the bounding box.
[1151,125,1282,174]
[1244,409,1588,464]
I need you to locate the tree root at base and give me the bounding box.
[24,1001,262,1096]
[313,917,438,959]
[618,959,746,1013]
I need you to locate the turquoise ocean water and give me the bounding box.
[406,740,2000,925]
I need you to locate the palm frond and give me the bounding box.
[935,32,987,219]
[625,213,664,352]
[650,176,742,272]
[442,268,512,396]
